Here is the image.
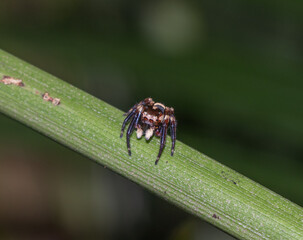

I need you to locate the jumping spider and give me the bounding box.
[120,98,177,165]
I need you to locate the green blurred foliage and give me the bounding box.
[0,0,302,239]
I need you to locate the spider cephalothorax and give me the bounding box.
[120,98,177,164]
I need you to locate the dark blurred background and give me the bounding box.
[0,0,302,239]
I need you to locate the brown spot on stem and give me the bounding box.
[52,98,61,106]
[42,92,61,106]
[42,92,52,101]
[0,76,24,87]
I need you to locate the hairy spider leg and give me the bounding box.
[123,104,137,116]
[121,99,151,131]
[124,98,151,116]
[126,116,137,155]
[134,108,144,139]
[120,108,137,138]
[170,117,177,156]
[155,124,168,165]
[135,107,143,127]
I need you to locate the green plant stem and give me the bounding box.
[0,49,302,239]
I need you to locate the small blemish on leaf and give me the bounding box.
[212,214,220,219]
[0,76,24,87]
[42,92,61,106]
[221,170,239,185]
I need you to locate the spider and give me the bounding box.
[120,98,177,165]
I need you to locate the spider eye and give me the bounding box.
[154,103,165,113]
